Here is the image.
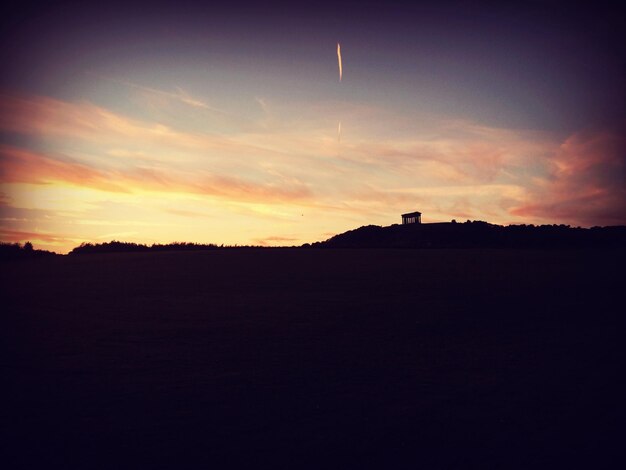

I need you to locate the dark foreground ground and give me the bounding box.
[2,249,624,468]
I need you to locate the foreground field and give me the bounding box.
[2,249,624,468]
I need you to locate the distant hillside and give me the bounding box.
[68,241,280,255]
[70,241,226,255]
[312,221,626,249]
[0,242,57,261]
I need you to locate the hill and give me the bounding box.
[313,220,626,249]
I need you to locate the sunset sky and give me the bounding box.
[1,1,624,252]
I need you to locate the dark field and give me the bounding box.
[2,249,624,468]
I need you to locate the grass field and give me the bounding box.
[2,249,624,468]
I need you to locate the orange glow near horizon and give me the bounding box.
[0,88,623,254]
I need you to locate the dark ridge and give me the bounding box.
[68,240,282,255]
[312,220,626,249]
[0,242,58,261]
[56,221,626,255]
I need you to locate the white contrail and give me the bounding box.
[336,44,342,151]
[337,42,342,82]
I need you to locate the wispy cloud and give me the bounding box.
[162,208,212,218]
[86,73,227,113]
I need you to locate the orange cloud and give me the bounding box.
[0,145,312,203]
[0,145,131,192]
[0,228,77,245]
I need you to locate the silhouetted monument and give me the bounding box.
[401,211,422,225]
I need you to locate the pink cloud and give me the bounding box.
[510,126,626,226]
[0,93,297,161]
[252,235,299,246]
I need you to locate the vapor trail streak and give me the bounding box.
[337,43,342,82]
[338,121,342,143]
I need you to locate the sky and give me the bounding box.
[1,0,624,252]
